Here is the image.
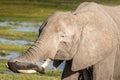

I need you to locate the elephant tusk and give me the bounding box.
[6,63,8,68]
[7,62,37,74]
[41,58,51,68]
[17,70,37,73]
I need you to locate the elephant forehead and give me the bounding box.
[47,13,76,30]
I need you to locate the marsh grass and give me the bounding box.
[0,74,60,80]
[0,1,69,22]
[0,27,37,42]
[0,26,11,29]
[0,26,35,53]
[0,59,10,73]
[0,43,29,53]
[0,0,119,22]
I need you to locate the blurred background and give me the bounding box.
[0,0,119,80]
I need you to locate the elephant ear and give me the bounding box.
[38,21,47,37]
[71,11,117,71]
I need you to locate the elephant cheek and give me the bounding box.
[54,50,71,60]
[54,50,66,60]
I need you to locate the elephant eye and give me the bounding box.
[60,32,66,38]
[61,35,65,38]
[58,32,66,41]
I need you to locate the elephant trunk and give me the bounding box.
[17,58,51,74]
[7,39,50,73]
[9,41,45,63]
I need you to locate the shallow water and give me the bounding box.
[0,38,34,45]
[0,21,10,26]
[4,71,17,74]
[0,21,42,33]
[0,52,20,60]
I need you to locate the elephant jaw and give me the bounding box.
[7,58,51,74]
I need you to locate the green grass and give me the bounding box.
[0,0,71,22]
[0,59,61,80]
[0,0,119,22]
[0,74,60,80]
[0,43,29,53]
[0,26,36,53]
[0,5,58,22]
[0,27,37,42]
[0,59,10,73]
[0,26,11,29]
[0,26,37,53]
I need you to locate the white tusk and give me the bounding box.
[17,70,37,73]
[6,64,8,68]
[41,58,51,68]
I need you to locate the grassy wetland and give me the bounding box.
[0,0,120,80]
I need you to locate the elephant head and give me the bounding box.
[8,12,80,72]
[7,7,117,80]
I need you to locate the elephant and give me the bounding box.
[7,2,120,80]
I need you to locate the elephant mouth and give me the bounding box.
[7,61,45,74]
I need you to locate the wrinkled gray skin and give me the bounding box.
[8,2,120,80]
